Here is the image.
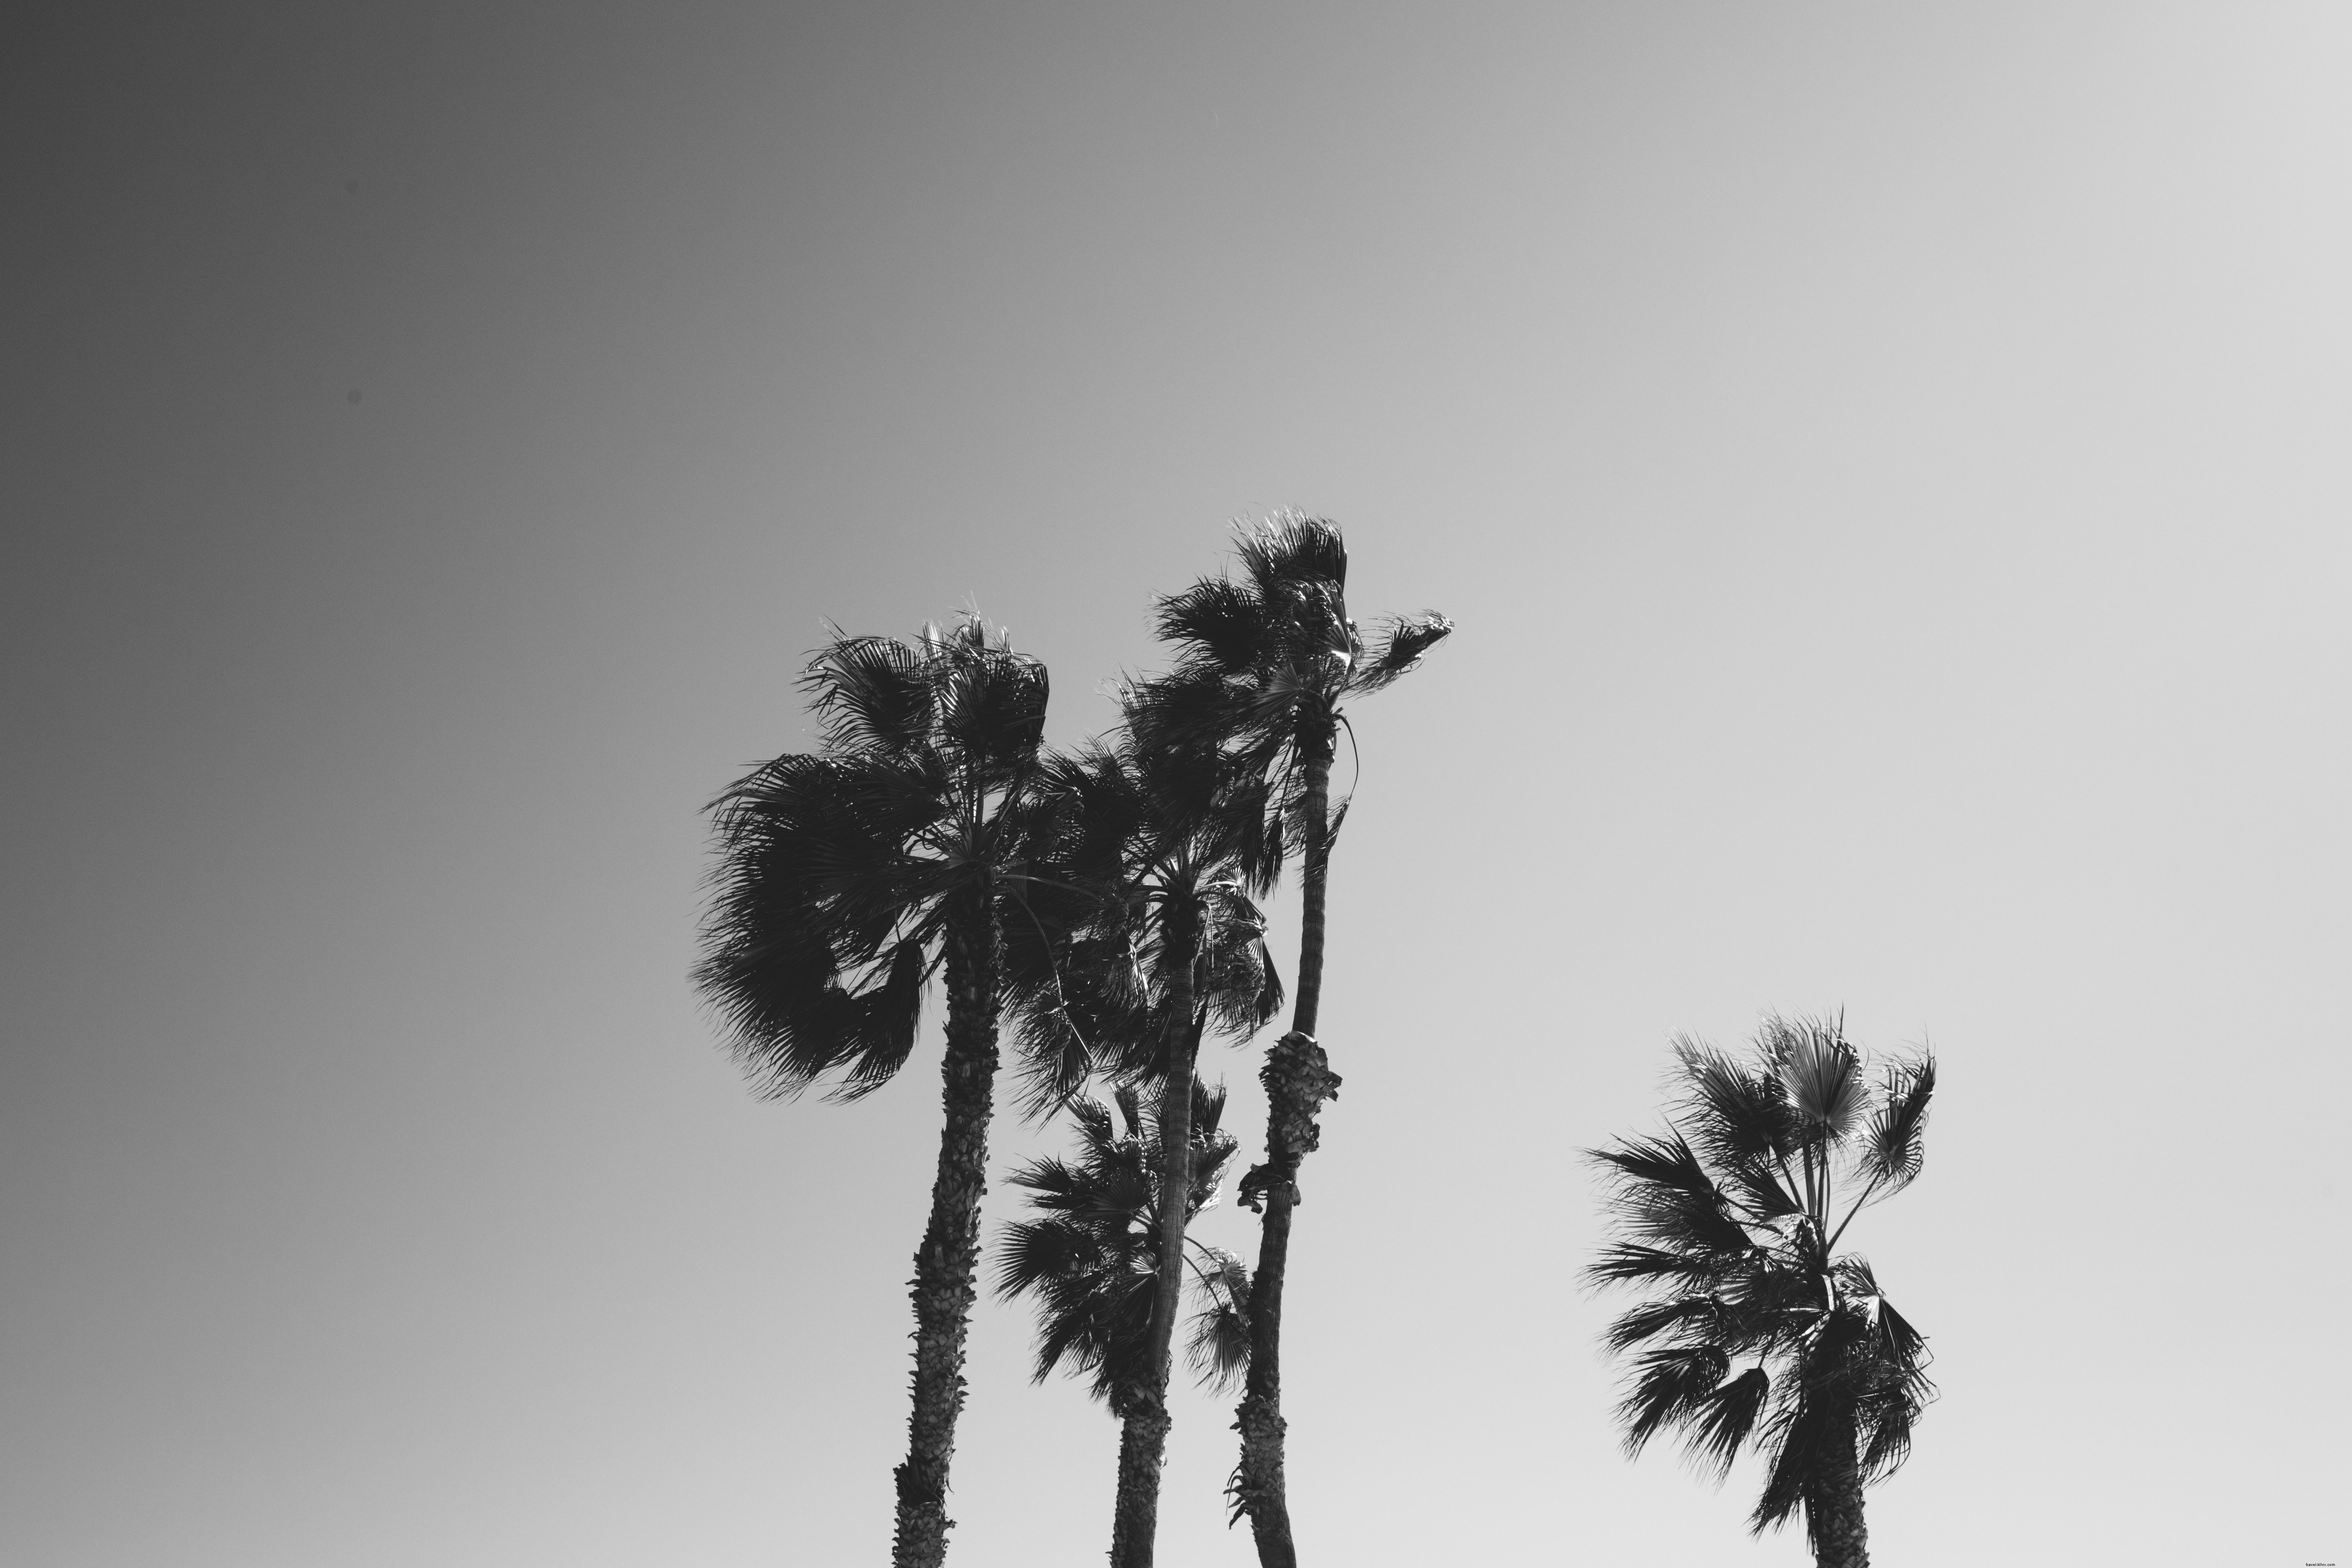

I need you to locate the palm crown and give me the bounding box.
[1587,1016,1936,1565]
[1133,512,1451,877]
[695,618,1049,1098]
[996,1079,1253,1414]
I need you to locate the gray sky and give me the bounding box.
[5,3,2347,1564]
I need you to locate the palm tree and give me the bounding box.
[995,1080,1254,1556]
[1135,513,1450,1567]
[1586,1016,1938,1568]
[693,618,1054,1568]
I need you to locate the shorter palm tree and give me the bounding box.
[996,1080,1253,1563]
[1587,1015,1937,1568]
[993,726,1276,1568]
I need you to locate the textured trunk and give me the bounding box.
[1230,1031,1337,1568]
[890,893,1001,1568]
[1232,737,1336,1568]
[1804,1406,1871,1568]
[1108,1402,1173,1568]
[1110,899,1202,1568]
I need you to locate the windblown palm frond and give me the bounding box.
[1860,1058,1936,1193]
[1587,1016,1938,1564]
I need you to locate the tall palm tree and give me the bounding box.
[1002,726,1275,1568]
[995,1080,1254,1554]
[1587,1016,1938,1568]
[693,618,1054,1568]
[1135,513,1450,1567]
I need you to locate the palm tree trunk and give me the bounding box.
[1232,737,1337,1568]
[1109,899,1202,1568]
[1804,1408,1871,1568]
[1108,1401,1173,1568]
[891,893,1002,1568]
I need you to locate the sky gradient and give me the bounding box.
[6,3,2349,1564]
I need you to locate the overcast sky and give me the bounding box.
[6,4,2348,1565]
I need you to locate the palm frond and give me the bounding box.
[1348,612,1454,695]
[1586,1243,1724,1292]
[1590,1132,1713,1195]
[826,934,930,1101]
[1235,510,1349,599]
[1831,1255,1880,1298]
[1856,1392,1917,1483]
[1616,1345,1730,1458]
[1069,1095,1120,1154]
[1315,793,1351,857]
[1184,1244,1253,1393]
[1860,1054,1936,1192]
[1718,1154,1804,1221]
[1854,1333,1935,1484]
[1749,1397,1844,1538]
[1155,577,1271,671]
[1219,770,1285,896]
[1766,1016,1867,1140]
[1685,1366,1771,1479]
[1199,901,1283,1041]
[1672,1035,1795,1165]
[804,635,933,755]
[1870,1293,1927,1368]
[692,919,934,1101]
[938,637,1050,780]
[1590,1135,1754,1255]
[1189,1078,1229,1145]
[995,1216,1102,1301]
[1004,1022,1091,1121]
[1005,922,1151,1122]
[1604,1294,1727,1354]
[1123,662,1249,761]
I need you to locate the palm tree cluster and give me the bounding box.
[694,519,1945,1568]
[1587,1016,1938,1568]
[695,514,1450,1568]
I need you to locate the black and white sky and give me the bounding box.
[5,4,2348,1565]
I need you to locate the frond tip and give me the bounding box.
[1352,612,1454,693]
